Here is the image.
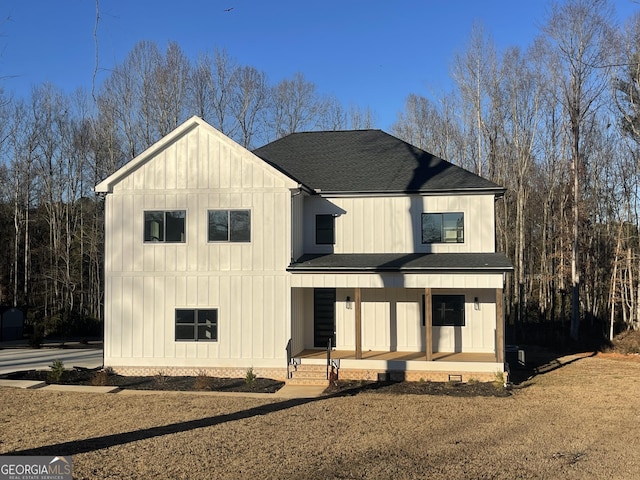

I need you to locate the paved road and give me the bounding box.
[0,346,103,375]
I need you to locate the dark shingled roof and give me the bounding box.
[253,130,504,194]
[288,253,514,272]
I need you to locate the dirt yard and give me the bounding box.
[2,352,640,479]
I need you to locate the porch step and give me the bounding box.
[287,363,330,386]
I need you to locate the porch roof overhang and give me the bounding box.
[287,252,514,273]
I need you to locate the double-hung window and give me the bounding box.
[208,210,251,242]
[175,309,218,341]
[144,210,186,242]
[422,212,464,244]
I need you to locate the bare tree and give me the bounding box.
[452,23,499,177]
[500,45,544,328]
[348,104,376,130]
[317,95,348,131]
[542,0,616,341]
[229,65,268,148]
[152,41,190,137]
[269,72,322,138]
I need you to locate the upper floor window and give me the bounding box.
[208,210,251,242]
[316,214,335,245]
[422,212,464,244]
[144,210,186,242]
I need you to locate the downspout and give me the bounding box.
[290,186,303,264]
[289,186,303,362]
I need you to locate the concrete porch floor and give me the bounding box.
[295,349,497,363]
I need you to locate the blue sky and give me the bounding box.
[1,1,639,131]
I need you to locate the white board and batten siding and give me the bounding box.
[295,191,502,355]
[302,194,496,254]
[100,119,297,369]
[296,284,499,355]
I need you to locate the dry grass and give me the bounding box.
[2,353,640,479]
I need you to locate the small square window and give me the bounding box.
[175,309,218,341]
[431,295,465,326]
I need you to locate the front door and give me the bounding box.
[314,288,336,348]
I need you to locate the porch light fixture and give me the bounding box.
[346,296,352,309]
[474,297,480,311]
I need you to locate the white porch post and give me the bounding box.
[355,287,362,359]
[425,288,433,361]
[496,288,505,363]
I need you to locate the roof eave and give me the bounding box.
[311,187,507,197]
[286,266,514,273]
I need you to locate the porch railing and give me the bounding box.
[326,338,332,380]
[286,339,292,379]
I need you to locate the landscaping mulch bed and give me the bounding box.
[2,368,285,393]
[327,378,510,397]
[1,368,511,397]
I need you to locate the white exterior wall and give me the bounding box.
[291,191,305,261]
[102,123,296,369]
[303,194,496,254]
[298,286,497,354]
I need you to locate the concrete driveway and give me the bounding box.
[0,344,103,375]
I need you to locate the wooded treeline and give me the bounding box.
[1,0,639,345]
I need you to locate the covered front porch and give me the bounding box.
[295,348,498,363]
[288,347,504,383]
[287,254,512,382]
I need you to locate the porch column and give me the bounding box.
[355,287,362,359]
[496,288,504,363]
[425,288,433,361]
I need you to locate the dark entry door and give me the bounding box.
[314,288,336,348]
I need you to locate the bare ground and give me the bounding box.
[2,352,640,479]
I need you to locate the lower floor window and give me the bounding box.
[432,295,465,326]
[175,309,218,341]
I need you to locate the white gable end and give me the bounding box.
[95,116,297,193]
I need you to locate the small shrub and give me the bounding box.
[493,371,506,389]
[245,367,257,388]
[91,370,110,386]
[154,370,168,386]
[195,370,212,391]
[48,359,65,383]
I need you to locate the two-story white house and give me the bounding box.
[95,116,512,383]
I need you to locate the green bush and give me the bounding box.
[245,367,257,388]
[48,359,65,383]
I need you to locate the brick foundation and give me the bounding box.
[338,369,503,383]
[107,365,504,384]
[108,366,289,381]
